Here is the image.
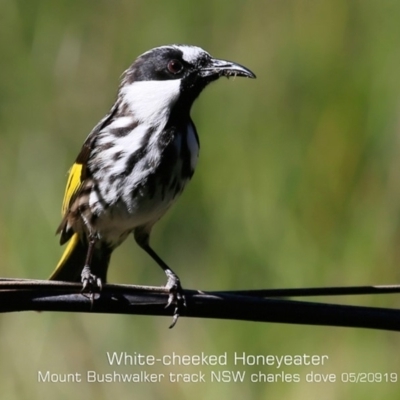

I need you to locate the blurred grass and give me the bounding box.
[1,0,400,399]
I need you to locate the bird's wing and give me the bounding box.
[60,140,92,216]
[57,101,121,237]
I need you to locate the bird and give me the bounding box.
[49,44,256,326]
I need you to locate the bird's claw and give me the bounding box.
[81,265,102,294]
[165,272,186,329]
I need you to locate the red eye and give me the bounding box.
[167,59,183,74]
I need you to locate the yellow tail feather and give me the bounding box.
[49,233,80,280]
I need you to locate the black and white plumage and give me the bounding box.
[49,44,255,325]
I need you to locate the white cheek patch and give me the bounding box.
[121,80,181,127]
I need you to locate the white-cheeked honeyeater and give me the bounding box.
[49,44,255,325]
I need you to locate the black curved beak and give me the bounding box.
[200,57,256,79]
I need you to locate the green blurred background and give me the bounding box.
[1,0,400,398]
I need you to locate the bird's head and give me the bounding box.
[119,44,255,123]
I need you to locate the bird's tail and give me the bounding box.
[49,233,111,283]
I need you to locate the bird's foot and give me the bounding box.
[81,265,102,304]
[165,270,186,329]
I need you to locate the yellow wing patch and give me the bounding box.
[62,163,84,215]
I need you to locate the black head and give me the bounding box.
[122,44,255,102]
[118,45,255,123]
